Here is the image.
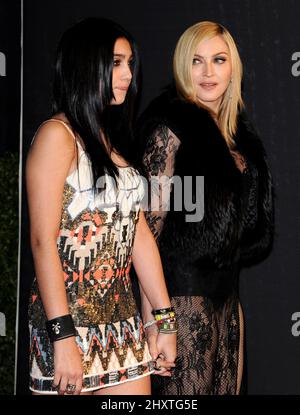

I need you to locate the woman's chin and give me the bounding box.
[110,97,126,106]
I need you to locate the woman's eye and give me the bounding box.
[215,57,226,63]
[192,58,201,65]
[113,59,121,66]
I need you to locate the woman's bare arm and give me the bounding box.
[132,210,176,369]
[26,122,75,318]
[26,121,83,394]
[132,209,171,310]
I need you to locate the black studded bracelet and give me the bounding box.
[45,314,77,343]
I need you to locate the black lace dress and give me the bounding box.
[143,125,258,395]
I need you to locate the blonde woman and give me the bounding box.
[136,21,274,394]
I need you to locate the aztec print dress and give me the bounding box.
[28,119,154,393]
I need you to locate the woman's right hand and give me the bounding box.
[155,331,177,374]
[52,336,83,395]
[146,325,176,377]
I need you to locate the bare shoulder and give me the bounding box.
[27,119,76,178]
[30,119,75,154]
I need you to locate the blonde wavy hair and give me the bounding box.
[173,21,244,148]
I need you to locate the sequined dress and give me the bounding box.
[28,120,154,393]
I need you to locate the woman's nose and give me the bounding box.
[203,61,214,77]
[122,63,132,81]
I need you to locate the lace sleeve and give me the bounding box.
[142,125,181,240]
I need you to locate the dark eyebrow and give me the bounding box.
[113,53,133,59]
[194,51,228,58]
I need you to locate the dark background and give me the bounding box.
[0,0,20,154]
[0,0,21,395]
[13,0,300,394]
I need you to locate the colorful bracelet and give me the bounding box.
[46,314,77,343]
[157,319,178,331]
[153,312,176,321]
[156,317,177,326]
[152,307,176,321]
[151,307,178,333]
[152,307,175,316]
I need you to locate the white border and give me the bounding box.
[14,0,23,395]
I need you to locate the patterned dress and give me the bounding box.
[28,120,154,393]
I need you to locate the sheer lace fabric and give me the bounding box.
[152,295,240,395]
[143,125,181,240]
[143,125,245,395]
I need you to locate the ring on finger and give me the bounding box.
[153,360,161,370]
[65,383,76,394]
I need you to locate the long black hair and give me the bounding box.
[52,17,141,191]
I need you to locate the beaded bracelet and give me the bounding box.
[154,311,176,321]
[152,307,178,334]
[157,319,178,331]
[156,317,177,326]
[152,307,175,321]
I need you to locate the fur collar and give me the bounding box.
[136,87,274,299]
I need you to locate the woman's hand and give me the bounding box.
[52,336,83,395]
[155,331,177,376]
[146,325,176,377]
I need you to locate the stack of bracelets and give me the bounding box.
[143,306,178,334]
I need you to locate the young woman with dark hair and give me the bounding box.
[26,17,176,396]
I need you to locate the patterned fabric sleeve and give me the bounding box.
[142,125,181,241]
